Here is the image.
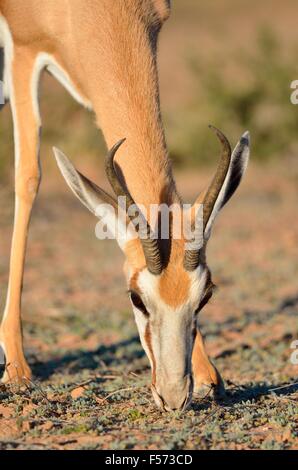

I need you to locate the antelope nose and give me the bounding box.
[162,388,191,412]
[152,376,193,411]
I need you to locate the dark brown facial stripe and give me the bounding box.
[144,323,156,385]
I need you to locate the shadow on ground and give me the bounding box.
[30,335,145,381]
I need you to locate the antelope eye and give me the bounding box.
[130,292,149,317]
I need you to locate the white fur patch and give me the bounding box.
[33,53,92,113]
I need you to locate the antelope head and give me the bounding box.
[54,126,249,411]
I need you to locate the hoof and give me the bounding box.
[1,360,32,385]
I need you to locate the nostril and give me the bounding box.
[164,405,177,412]
[163,393,191,412]
[151,376,193,412]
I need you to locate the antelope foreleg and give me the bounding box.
[0,48,41,383]
[192,328,225,400]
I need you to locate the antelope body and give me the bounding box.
[0,0,249,411]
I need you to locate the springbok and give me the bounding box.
[0,0,249,411]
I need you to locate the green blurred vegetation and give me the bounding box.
[167,28,298,166]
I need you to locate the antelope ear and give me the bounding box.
[53,147,116,216]
[53,147,136,249]
[205,131,250,238]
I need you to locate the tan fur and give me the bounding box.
[158,239,190,308]
[0,0,218,391]
[192,329,224,393]
[125,237,190,308]
[0,47,40,382]
[0,0,177,209]
[124,239,146,272]
[151,0,171,22]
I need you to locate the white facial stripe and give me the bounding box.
[136,265,208,314]
[129,266,209,383]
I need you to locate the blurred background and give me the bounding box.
[0,0,297,450]
[1,0,298,177]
